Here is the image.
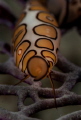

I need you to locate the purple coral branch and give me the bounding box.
[0,84,81,120]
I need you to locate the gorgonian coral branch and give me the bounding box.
[0,84,81,120]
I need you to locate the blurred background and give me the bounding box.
[0,0,81,119]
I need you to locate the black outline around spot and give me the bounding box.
[33,24,57,40]
[41,50,57,64]
[35,38,54,50]
[13,24,27,48]
[15,40,31,51]
[48,60,53,67]
[16,40,31,67]
[22,50,37,72]
[36,11,58,28]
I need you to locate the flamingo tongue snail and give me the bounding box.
[12,0,61,108]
